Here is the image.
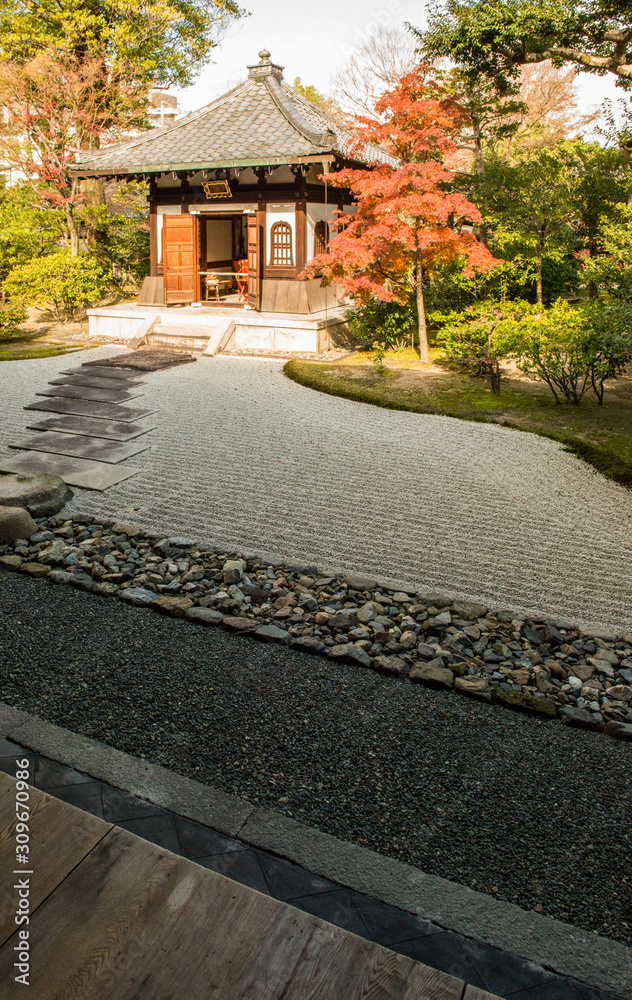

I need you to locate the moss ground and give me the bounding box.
[0,325,95,362]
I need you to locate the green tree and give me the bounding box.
[0,0,244,248]
[80,182,150,291]
[478,143,581,304]
[439,68,526,176]
[292,78,341,116]
[576,203,632,301]
[414,1,632,91]
[0,0,243,92]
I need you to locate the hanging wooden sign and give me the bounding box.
[202,179,232,199]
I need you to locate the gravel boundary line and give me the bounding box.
[2,513,632,739]
[1,701,630,999]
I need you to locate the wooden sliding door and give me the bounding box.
[163,214,198,304]
[247,212,262,310]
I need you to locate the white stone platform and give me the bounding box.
[87,303,351,354]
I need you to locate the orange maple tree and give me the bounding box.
[302,68,499,361]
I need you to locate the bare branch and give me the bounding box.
[330,27,418,118]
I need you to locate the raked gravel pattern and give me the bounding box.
[1,347,631,630]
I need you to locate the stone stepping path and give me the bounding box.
[0,357,159,490]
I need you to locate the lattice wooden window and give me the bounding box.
[270,221,294,266]
[314,219,329,256]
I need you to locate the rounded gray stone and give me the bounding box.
[0,505,37,545]
[0,472,72,518]
[186,607,224,626]
[254,624,290,644]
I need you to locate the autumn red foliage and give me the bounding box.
[302,68,499,360]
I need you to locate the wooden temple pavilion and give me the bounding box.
[72,49,392,354]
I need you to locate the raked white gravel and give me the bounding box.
[1,346,631,630]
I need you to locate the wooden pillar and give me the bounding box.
[295,200,306,273]
[292,165,307,274]
[178,171,191,210]
[148,177,158,276]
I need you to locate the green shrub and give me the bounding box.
[349,298,417,350]
[0,180,66,284]
[497,299,632,404]
[0,301,27,341]
[4,251,108,321]
[575,301,632,403]
[436,300,532,394]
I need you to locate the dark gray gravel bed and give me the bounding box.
[1,569,630,946]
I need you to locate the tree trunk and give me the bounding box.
[82,177,107,246]
[472,115,485,177]
[65,204,80,257]
[82,177,106,207]
[416,249,429,362]
[536,245,543,305]
[472,115,489,247]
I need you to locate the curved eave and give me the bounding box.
[70,151,339,179]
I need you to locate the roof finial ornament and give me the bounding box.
[248,49,284,81]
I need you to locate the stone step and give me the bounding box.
[0,451,142,490]
[50,374,144,391]
[10,431,151,464]
[26,414,157,442]
[61,365,139,380]
[144,326,212,354]
[24,397,158,422]
[37,384,142,404]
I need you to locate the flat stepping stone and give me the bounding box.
[0,452,142,490]
[84,350,196,372]
[37,385,142,403]
[60,365,141,380]
[10,431,150,464]
[50,375,144,391]
[25,414,157,442]
[24,397,158,422]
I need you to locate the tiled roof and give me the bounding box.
[71,51,395,175]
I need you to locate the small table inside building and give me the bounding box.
[199,270,236,301]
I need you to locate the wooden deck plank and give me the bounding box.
[0,781,502,999]
[462,986,498,1000]
[403,960,465,999]
[0,774,109,949]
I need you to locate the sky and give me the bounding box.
[174,0,623,128]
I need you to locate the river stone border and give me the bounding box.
[1,513,632,739]
[0,702,630,998]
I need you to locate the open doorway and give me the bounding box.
[199,213,249,306]
[162,210,260,308]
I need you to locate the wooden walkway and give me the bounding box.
[0,774,500,999]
